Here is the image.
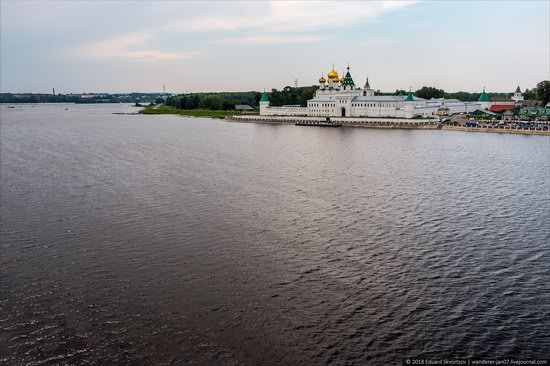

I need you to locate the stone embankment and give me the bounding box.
[442,124,550,136]
[226,115,296,124]
[342,121,438,129]
[226,115,439,129]
[226,115,550,136]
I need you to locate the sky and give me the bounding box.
[1,0,548,94]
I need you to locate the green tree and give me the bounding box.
[415,86,445,99]
[191,95,200,109]
[221,99,233,110]
[176,95,187,109]
[266,86,317,107]
[536,80,550,105]
[444,91,477,101]
[523,88,536,100]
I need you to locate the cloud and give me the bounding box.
[405,22,430,28]
[167,1,417,34]
[70,32,197,62]
[218,34,327,46]
[68,1,417,59]
[354,38,400,47]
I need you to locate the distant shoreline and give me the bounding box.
[140,104,248,119]
[226,116,550,136]
[440,125,550,136]
[139,105,550,136]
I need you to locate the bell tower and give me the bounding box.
[363,76,374,96]
[512,86,524,103]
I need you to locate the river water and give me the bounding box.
[1,104,549,365]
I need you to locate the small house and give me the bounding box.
[470,109,497,119]
[235,104,254,111]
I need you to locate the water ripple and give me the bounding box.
[1,104,549,365]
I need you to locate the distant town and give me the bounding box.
[0,91,172,104]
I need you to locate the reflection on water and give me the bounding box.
[1,104,549,364]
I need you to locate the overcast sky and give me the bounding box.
[1,1,548,94]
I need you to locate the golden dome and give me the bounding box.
[327,64,338,80]
[319,72,326,84]
[340,72,345,83]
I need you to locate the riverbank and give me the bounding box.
[140,104,247,119]
[139,106,550,136]
[226,115,550,135]
[226,115,440,130]
[442,125,550,136]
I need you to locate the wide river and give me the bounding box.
[1,104,549,365]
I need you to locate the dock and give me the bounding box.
[226,115,438,129]
[295,120,342,127]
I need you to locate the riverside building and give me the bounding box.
[259,65,519,118]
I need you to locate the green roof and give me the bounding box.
[405,91,414,101]
[472,109,496,116]
[520,107,550,115]
[260,91,269,102]
[478,89,488,102]
[398,91,404,97]
[341,68,355,87]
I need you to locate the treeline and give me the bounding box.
[268,86,318,107]
[0,93,166,104]
[6,81,547,108]
[377,88,511,101]
[164,82,549,112]
[165,92,259,110]
[165,86,318,111]
[376,81,550,103]
[1,94,83,103]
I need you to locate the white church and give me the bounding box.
[259,65,521,118]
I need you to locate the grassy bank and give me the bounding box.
[140,104,256,119]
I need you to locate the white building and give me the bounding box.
[260,65,481,118]
[512,86,524,103]
[477,86,518,110]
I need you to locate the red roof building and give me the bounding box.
[489,104,515,113]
